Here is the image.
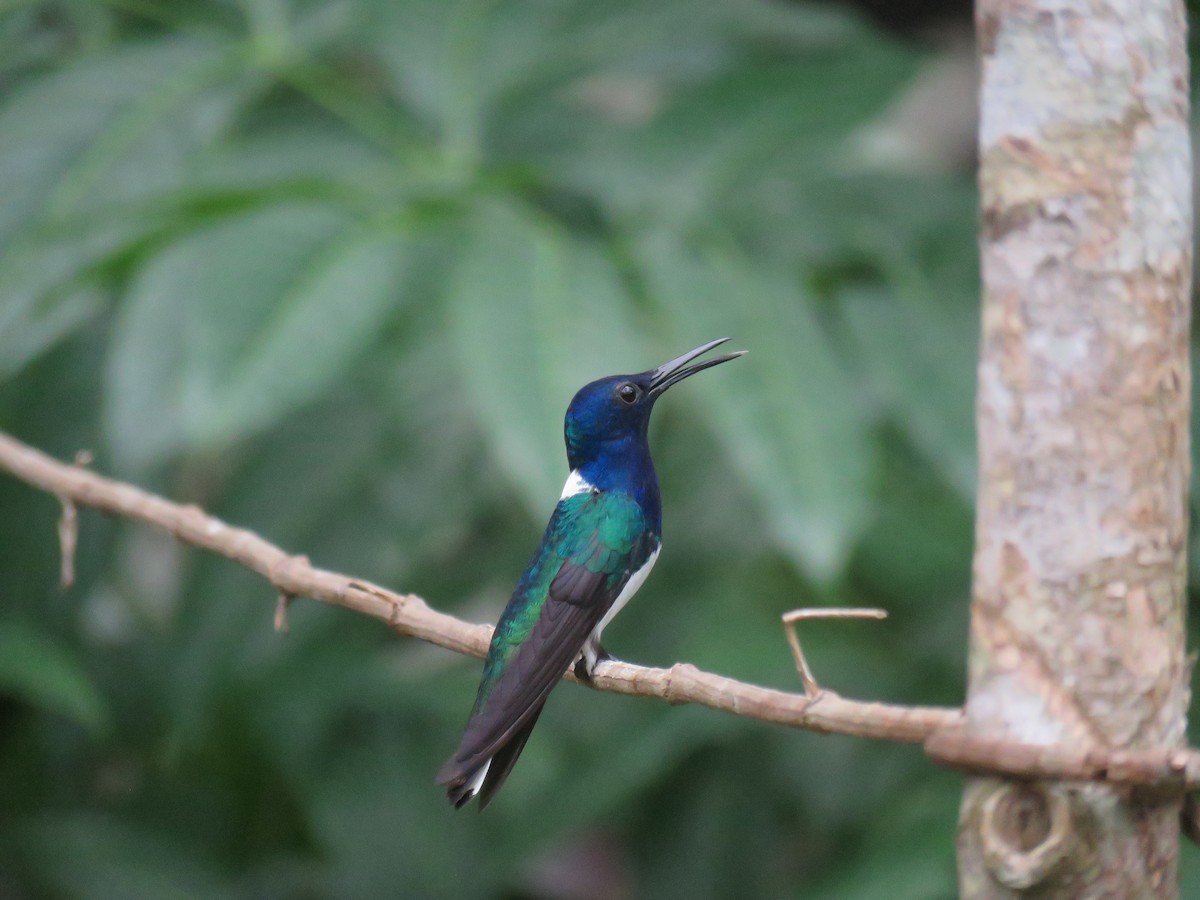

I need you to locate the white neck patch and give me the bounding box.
[560,469,598,500]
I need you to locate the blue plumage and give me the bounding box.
[437,338,744,808]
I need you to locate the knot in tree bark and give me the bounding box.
[979,782,1075,890]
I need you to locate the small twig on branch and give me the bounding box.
[57,496,78,589]
[782,607,888,696]
[274,593,294,634]
[55,449,93,588]
[1,429,1198,790]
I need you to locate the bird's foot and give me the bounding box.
[574,642,614,684]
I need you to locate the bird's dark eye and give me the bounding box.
[617,383,639,405]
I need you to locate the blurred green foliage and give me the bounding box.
[1,1,1196,897]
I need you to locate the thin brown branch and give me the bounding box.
[2,429,1198,790]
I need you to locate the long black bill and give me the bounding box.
[647,337,746,397]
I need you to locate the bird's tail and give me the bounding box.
[436,703,545,810]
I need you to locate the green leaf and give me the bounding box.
[807,775,960,899]
[0,621,108,734]
[184,122,391,195]
[304,736,487,898]
[446,201,640,513]
[0,214,172,378]
[545,25,916,225]
[18,812,227,900]
[0,37,239,250]
[362,0,491,166]
[0,283,103,381]
[642,234,872,580]
[0,35,257,377]
[104,203,408,468]
[842,286,977,498]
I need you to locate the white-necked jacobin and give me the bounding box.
[437,338,745,809]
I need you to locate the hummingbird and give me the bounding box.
[436,338,745,809]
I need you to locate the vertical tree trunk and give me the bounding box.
[959,1,1192,896]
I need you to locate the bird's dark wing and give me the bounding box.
[436,490,656,799]
[444,563,609,775]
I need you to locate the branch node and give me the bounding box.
[267,553,309,593]
[664,662,697,704]
[979,782,1074,890]
[1169,749,1189,774]
[782,607,887,697]
[347,579,406,626]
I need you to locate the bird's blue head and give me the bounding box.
[563,338,745,473]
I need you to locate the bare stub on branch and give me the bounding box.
[963,0,1192,896]
[55,449,93,588]
[781,607,887,696]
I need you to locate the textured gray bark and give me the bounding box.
[960,0,1192,896]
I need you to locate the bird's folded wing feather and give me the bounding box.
[441,491,650,776]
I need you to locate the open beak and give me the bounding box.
[647,337,746,397]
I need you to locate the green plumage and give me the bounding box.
[473,490,650,712]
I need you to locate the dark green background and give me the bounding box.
[0,1,1196,897]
